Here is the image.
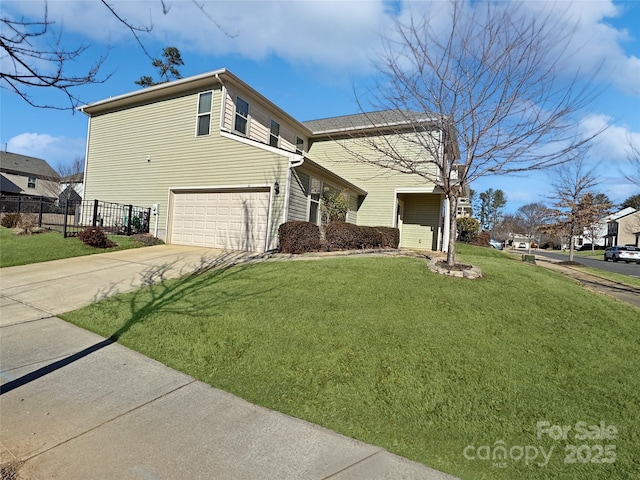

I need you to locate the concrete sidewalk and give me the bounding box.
[0,245,457,480]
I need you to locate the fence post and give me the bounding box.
[17,195,21,214]
[92,199,99,227]
[127,204,133,235]
[38,196,44,227]
[63,198,70,237]
[146,207,151,234]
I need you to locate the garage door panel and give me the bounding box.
[171,190,270,252]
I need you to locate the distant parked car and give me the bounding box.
[517,242,527,249]
[489,239,503,250]
[604,246,640,264]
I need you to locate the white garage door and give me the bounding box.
[170,189,270,252]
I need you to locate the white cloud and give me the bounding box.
[3,0,392,71]
[4,1,638,93]
[581,114,640,163]
[7,133,86,172]
[520,0,640,96]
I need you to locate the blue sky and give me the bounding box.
[1,0,639,213]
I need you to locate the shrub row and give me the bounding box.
[278,221,321,254]
[325,222,399,250]
[278,221,399,254]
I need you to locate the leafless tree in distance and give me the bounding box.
[549,159,598,262]
[335,0,604,265]
[515,203,553,254]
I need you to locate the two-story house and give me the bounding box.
[605,208,639,247]
[79,68,457,252]
[0,151,60,199]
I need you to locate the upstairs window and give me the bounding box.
[296,137,304,154]
[234,97,249,135]
[269,120,280,147]
[27,176,36,188]
[196,91,212,136]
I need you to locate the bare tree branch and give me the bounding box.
[331,0,604,265]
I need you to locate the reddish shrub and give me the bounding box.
[471,231,491,247]
[325,223,399,250]
[278,221,321,254]
[79,226,114,248]
[373,226,400,248]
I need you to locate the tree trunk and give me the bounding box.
[568,224,575,262]
[446,194,458,266]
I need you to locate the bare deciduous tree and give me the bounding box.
[1,1,229,110]
[624,139,640,187]
[338,0,602,265]
[549,160,598,262]
[516,203,552,253]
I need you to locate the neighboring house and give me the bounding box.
[0,151,60,199]
[605,208,640,247]
[78,68,458,252]
[571,208,634,249]
[59,173,84,204]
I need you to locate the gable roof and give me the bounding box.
[0,174,23,194]
[303,110,438,136]
[0,151,59,179]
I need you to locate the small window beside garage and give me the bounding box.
[196,91,212,136]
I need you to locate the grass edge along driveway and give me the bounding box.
[0,227,145,268]
[63,245,640,480]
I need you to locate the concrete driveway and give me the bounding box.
[0,245,457,480]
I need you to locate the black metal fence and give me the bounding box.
[0,195,151,238]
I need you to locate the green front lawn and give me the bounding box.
[63,245,640,480]
[0,227,145,267]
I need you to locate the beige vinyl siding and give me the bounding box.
[84,84,289,250]
[287,170,309,221]
[307,136,441,227]
[1,172,59,198]
[346,193,359,224]
[400,194,441,250]
[223,85,307,154]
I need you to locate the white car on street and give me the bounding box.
[603,246,640,264]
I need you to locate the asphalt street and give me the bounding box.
[526,250,640,278]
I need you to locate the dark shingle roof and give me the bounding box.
[0,151,59,179]
[303,110,438,135]
[0,174,23,194]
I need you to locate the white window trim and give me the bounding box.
[234,96,250,135]
[307,176,323,225]
[269,119,280,148]
[195,91,213,137]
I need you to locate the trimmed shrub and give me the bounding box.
[79,226,114,248]
[325,222,362,250]
[375,226,400,248]
[278,221,321,254]
[471,231,491,247]
[457,217,480,243]
[131,233,165,246]
[325,222,399,250]
[1,213,22,228]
